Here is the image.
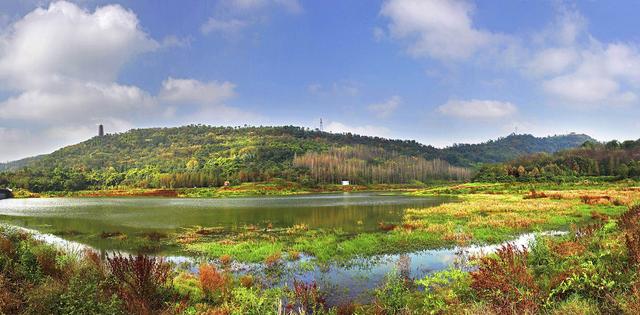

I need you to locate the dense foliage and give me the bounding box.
[475,139,640,182]
[440,133,594,166]
[0,125,590,192]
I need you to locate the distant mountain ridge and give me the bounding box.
[0,156,42,172]
[441,133,596,166]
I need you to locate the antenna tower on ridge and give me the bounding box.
[320,118,323,132]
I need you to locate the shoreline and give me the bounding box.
[8,183,438,199]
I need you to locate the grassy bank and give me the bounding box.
[11,181,433,199]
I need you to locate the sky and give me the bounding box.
[1,0,640,161]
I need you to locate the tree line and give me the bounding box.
[293,145,471,184]
[474,139,640,182]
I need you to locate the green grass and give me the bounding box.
[181,183,634,265]
[187,240,283,263]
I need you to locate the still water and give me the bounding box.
[0,192,454,252]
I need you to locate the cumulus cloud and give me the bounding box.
[0,1,247,161]
[368,96,402,118]
[0,1,158,90]
[521,10,640,106]
[0,82,155,123]
[0,1,159,127]
[437,99,517,119]
[380,0,501,60]
[325,122,391,138]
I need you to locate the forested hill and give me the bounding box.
[0,125,593,192]
[475,139,640,181]
[440,133,595,166]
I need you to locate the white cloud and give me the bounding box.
[225,0,302,14]
[380,0,499,60]
[526,48,577,77]
[202,0,302,36]
[160,77,236,105]
[161,35,192,48]
[0,1,157,90]
[325,122,391,138]
[368,95,401,118]
[307,80,360,97]
[437,99,517,119]
[538,43,640,106]
[201,18,249,35]
[0,82,155,123]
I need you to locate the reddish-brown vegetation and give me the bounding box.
[107,254,172,314]
[199,264,229,300]
[471,243,540,314]
[264,252,282,267]
[292,280,327,313]
[551,240,586,257]
[378,222,397,231]
[580,195,612,205]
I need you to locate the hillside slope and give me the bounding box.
[441,133,595,166]
[0,125,594,191]
[475,139,640,181]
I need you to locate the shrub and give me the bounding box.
[621,205,640,265]
[547,261,618,309]
[0,274,22,314]
[199,263,229,302]
[292,279,327,313]
[173,272,204,302]
[219,254,232,266]
[229,287,282,315]
[18,242,44,283]
[107,254,172,314]
[264,252,282,268]
[31,244,60,278]
[375,271,410,314]
[0,235,15,257]
[470,243,540,314]
[549,294,599,315]
[23,279,65,315]
[416,268,472,314]
[59,274,124,315]
[240,275,254,288]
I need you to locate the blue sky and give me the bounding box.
[1,0,640,161]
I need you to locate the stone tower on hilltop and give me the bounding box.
[98,124,104,137]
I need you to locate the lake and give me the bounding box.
[0,192,454,253]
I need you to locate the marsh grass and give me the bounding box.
[180,185,629,265]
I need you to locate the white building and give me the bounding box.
[341,180,350,186]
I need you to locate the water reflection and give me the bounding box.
[0,192,455,252]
